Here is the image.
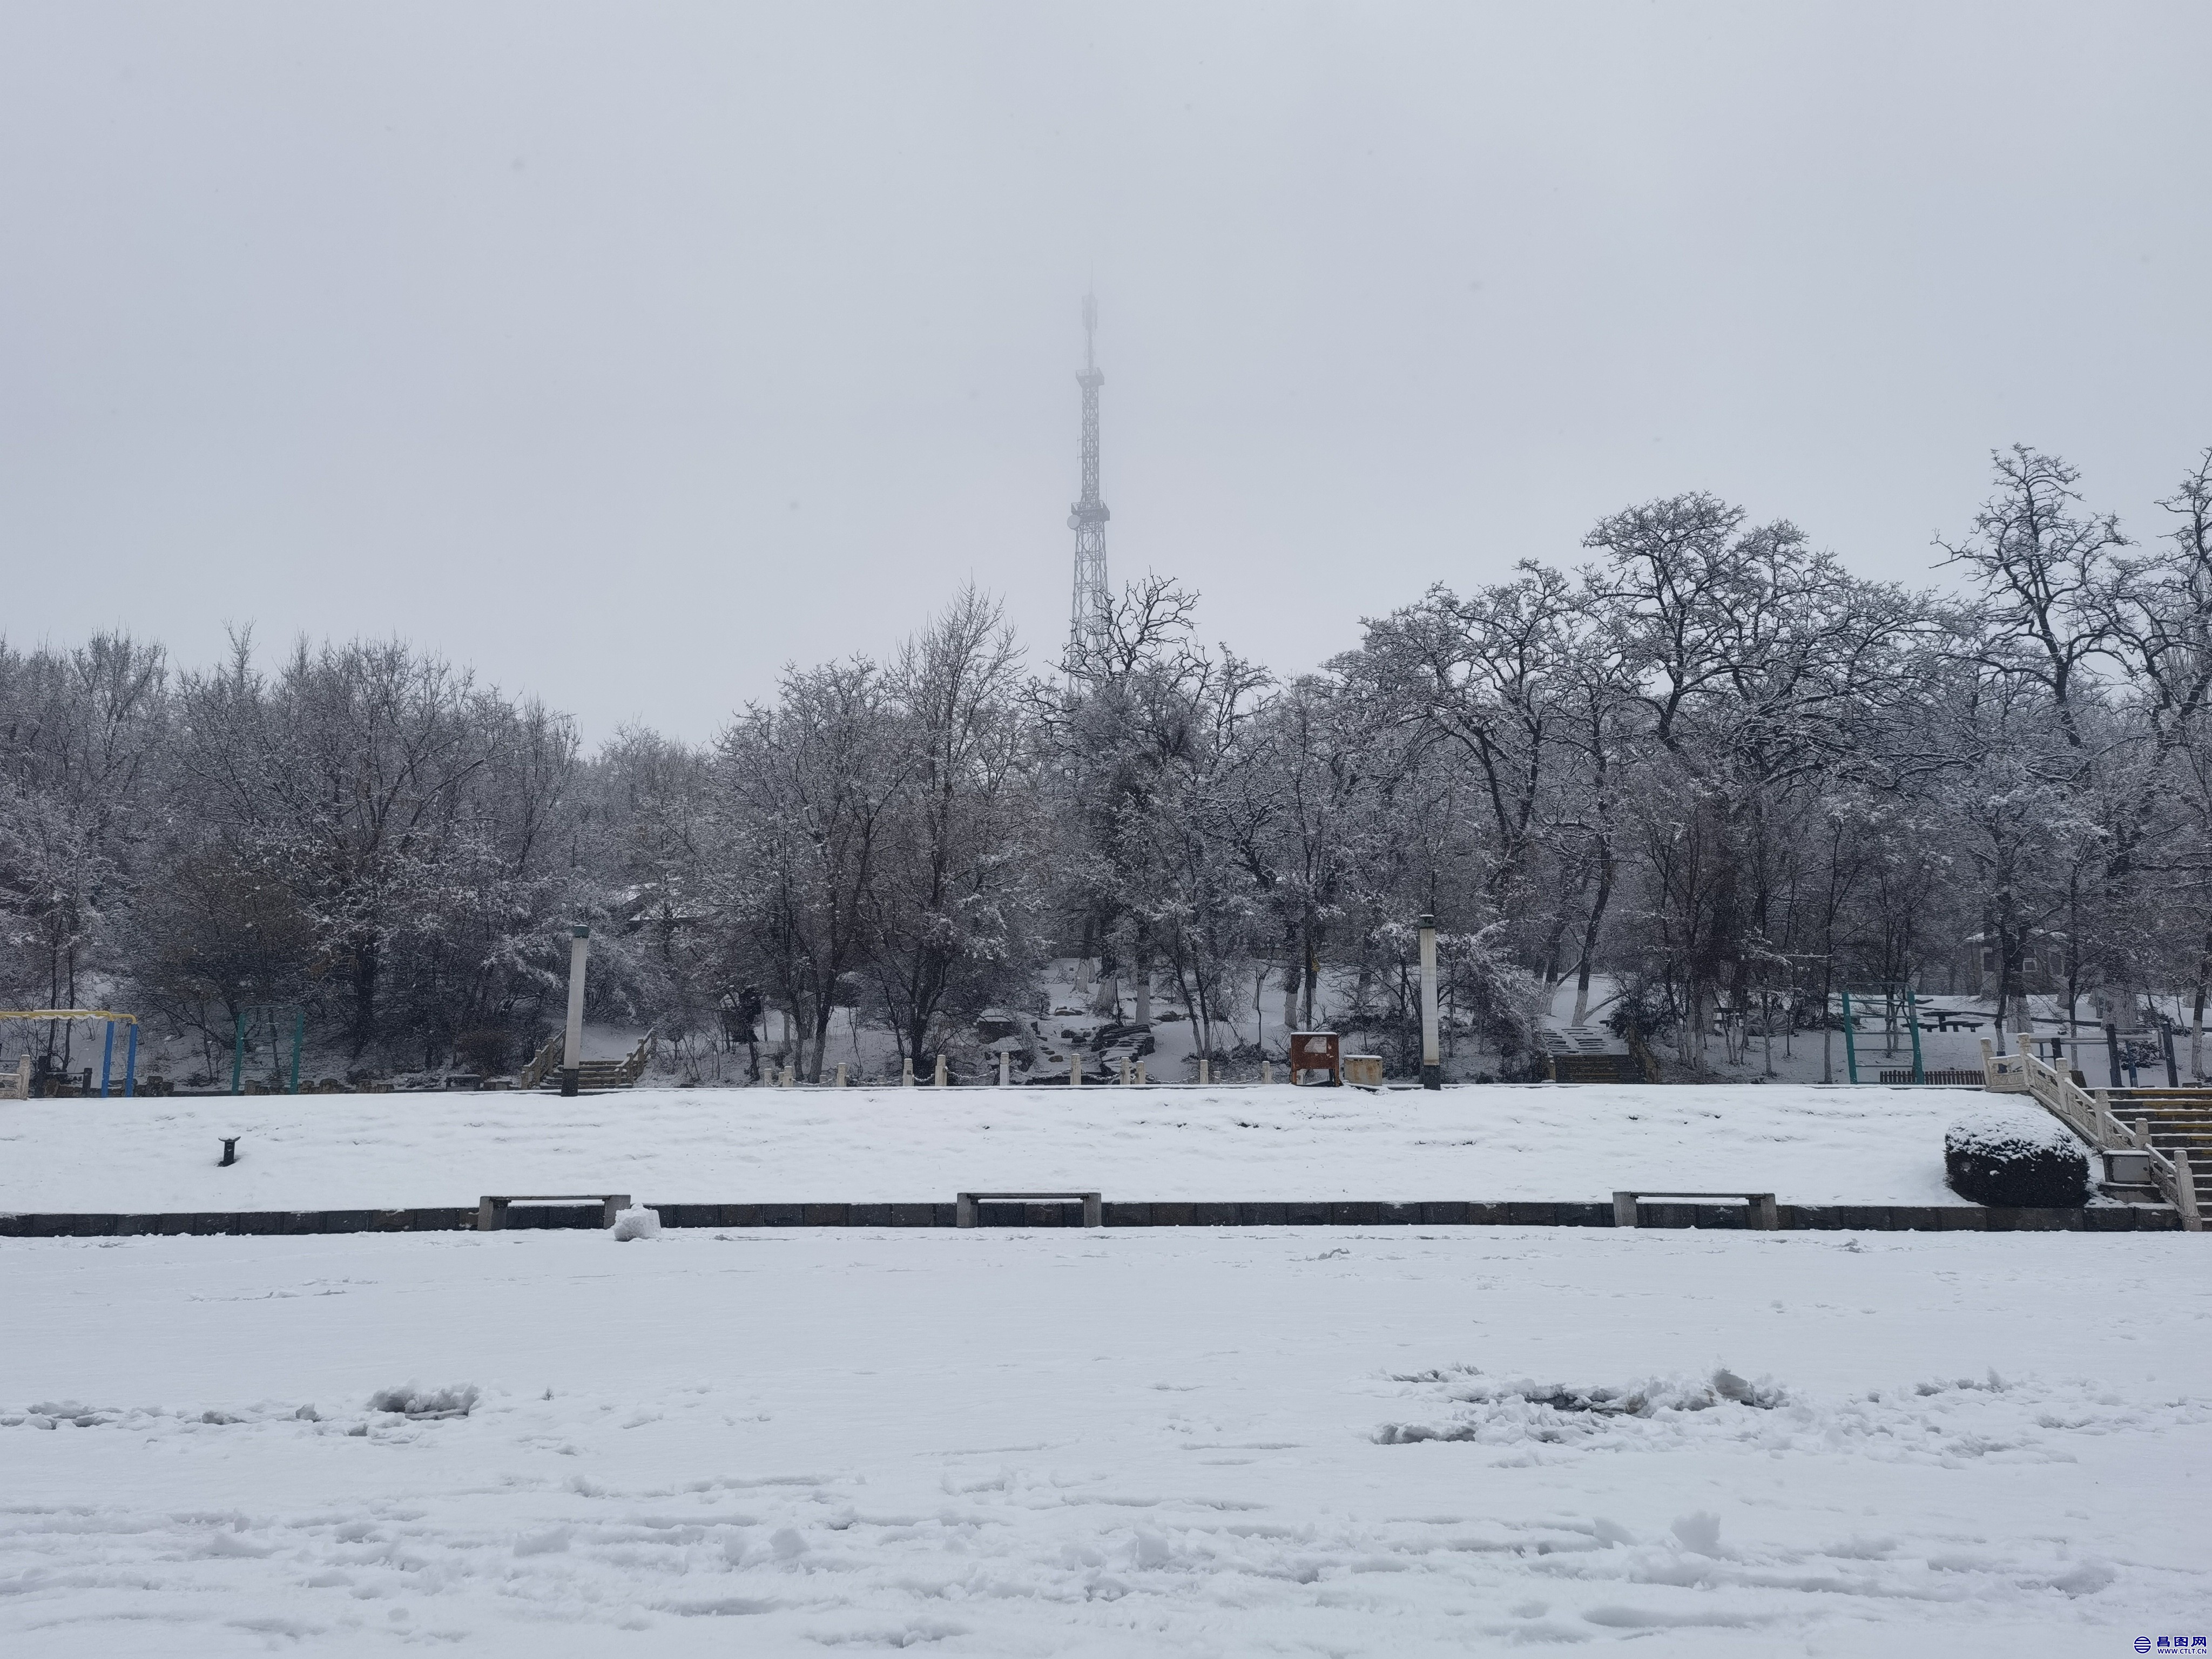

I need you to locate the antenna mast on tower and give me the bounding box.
[1067,292,1110,665]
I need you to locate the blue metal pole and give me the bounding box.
[290,1007,304,1094]
[100,1021,113,1097]
[124,1022,138,1097]
[1841,989,1859,1084]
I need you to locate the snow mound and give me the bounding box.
[26,1399,101,1420]
[611,1205,662,1241]
[367,1382,480,1419]
[1374,1365,2201,1463]
[1377,1366,1786,1444]
[5,1398,367,1432]
[1945,1104,2089,1207]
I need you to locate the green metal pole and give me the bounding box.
[1841,989,1859,1083]
[290,1007,304,1094]
[232,1011,244,1094]
[1906,986,1925,1083]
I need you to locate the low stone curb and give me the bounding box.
[0,1201,2187,1236]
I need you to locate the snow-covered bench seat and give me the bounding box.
[1612,1190,1779,1230]
[476,1193,631,1231]
[955,1190,1103,1229]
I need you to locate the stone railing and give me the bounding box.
[2017,1042,2201,1231]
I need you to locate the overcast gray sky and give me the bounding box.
[4,2,2208,743]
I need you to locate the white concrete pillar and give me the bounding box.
[934,1054,948,1087]
[1418,912,1442,1090]
[901,1057,915,1087]
[560,926,590,1096]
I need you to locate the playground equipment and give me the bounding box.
[0,1010,141,1097]
[1837,986,1927,1084]
[1835,986,1995,1084]
[233,1004,305,1095]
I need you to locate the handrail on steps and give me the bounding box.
[511,1026,656,1091]
[515,1031,564,1091]
[2017,1041,2202,1231]
[618,1026,657,1085]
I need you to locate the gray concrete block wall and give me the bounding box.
[0,1202,2190,1237]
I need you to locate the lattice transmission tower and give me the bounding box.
[1067,292,1111,664]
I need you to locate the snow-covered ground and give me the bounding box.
[0,1083,2004,1212]
[2,1225,2206,1656]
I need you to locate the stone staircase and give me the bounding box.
[1539,1024,1647,1084]
[2014,1050,2205,1228]
[2104,1089,2212,1212]
[520,1027,657,1094]
[555,1058,635,1092]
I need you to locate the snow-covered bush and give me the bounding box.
[611,1206,662,1241]
[1944,1106,2089,1208]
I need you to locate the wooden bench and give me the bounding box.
[956,1190,1102,1228]
[477,1193,631,1231]
[1613,1190,1778,1230]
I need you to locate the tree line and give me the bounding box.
[8,444,2212,1084]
